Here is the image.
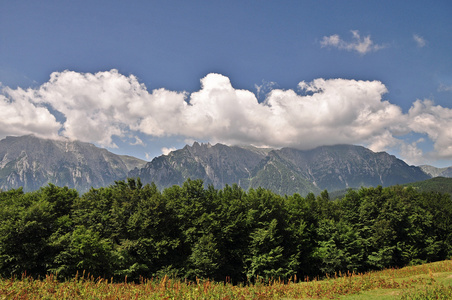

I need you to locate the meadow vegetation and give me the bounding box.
[0,260,451,299]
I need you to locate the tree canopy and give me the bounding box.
[0,179,451,283]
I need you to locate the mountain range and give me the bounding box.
[130,142,430,195]
[0,135,146,192]
[0,135,444,195]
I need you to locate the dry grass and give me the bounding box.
[0,260,451,299]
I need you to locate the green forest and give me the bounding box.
[0,178,451,284]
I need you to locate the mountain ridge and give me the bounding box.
[0,135,443,195]
[0,135,146,192]
[419,165,452,178]
[131,142,431,196]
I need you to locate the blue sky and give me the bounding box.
[1,1,452,166]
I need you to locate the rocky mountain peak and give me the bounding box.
[0,135,145,192]
[131,143,431,195]
[0,136,435,195]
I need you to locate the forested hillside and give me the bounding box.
[402,177,452,194]
[1,179,451,283]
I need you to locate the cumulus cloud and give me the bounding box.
[321,30,385,55]
[413,34,426,47]
[1,70,187,147]
[3,69,452,164]
[0,89,61,139]
[407,100,452,159]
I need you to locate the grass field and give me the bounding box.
[1,260,452,299]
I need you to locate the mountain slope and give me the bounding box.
[276,145,430,191]
[0,135,146,192]
[419,165,452,178]
[130,142,267,190]
[0,136,433,195]
[132,143,430,195]
[402,176,452,194]
[246,150,322,196]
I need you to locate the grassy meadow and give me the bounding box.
[1,259,451,299]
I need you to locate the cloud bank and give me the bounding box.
[0,92,60,139]
[321,30,385,55]
[1,69,452,165]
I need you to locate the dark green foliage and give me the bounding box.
[402,176,452,194]
[50,225,113,278]
[0,179,451,283]
[244,188,298,280]
[0,184,79,277]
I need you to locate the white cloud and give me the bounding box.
[4,70,185,147]
[0,89,61,139]
[439,83,452,92]
[407,100,452,159]
[321,34,341,47]
[255,80,278,100]
[399,138,425,166]
[145,152,153,160]
[130,135,145,146]
[321,30,385,55]
[413,34,426,47]
[4,70,452,164]
[161,147,176,155]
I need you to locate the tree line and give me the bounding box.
[0,178,451,283]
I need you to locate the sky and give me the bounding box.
[1,1,452,167]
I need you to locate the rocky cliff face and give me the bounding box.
[0,135,146,192]
[274,145,430,192]
[0,136,433,195]
[419,165,452,178]
[131,143,431,195]
[129,142,268,190]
